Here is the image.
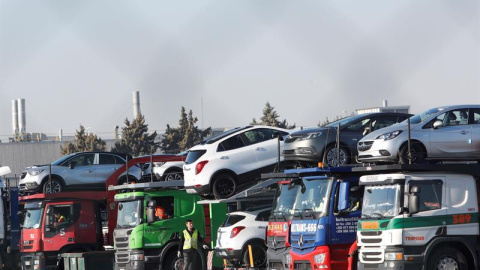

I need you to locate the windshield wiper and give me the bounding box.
[273,210,287,221]
[371,212,386,219]
[361,213,372,219]
[293,208,303,219]
[302,208,314,218]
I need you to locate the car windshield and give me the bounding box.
[362,184,402,219]
[325,114,365,128]
[51,153,76,165]
[271,182,299,221]
[117,200,142,228]
[406,107,445,124]
[22,208,43,229]
[292,177,332,219]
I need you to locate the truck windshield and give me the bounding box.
[362,184,402,219]
[271,183,299,221]
[23,208,43,229]
[117,200,142,228]
[293,178,332,219]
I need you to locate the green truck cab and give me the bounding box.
[109,181,227,270]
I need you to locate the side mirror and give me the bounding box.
[69,161,76,169]
[273,132,284,141]
[363,127,371,136]
[433,121,443,129]
[408,186,421,216]
[337,182,350,212]
[146,200,157,225]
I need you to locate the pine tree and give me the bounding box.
[251,102,295,129]
[60,125,107,155]
[111,115,158,156]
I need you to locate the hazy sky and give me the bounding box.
[1,0,479,142]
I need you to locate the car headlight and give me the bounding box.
[130,253,144,261]
[28,169,44,176]
[285,254,292,264]
[299,132,324,141]
[375,130,403,140]
[385,252,403,261]
[314,253,326,264]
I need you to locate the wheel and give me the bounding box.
[42,178,63,193]
[212,173,237,199]
[162,250,180,270]
[398,142,426,164]
[242,242,267,268]
[162,169,183,181]
[428,247,468,270]
[323,145,349,167]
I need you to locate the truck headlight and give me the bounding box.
[130,254,144,261]
[314,253,326,264]
[28,169,44,176]
[285,254,292,264]
[385,252,403,261]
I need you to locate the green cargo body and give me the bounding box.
[61,251,115,270]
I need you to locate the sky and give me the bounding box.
[1,0,479,142]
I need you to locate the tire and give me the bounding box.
[323,145,349,167]
[428,247,468,270]
[212,173,237,199]
[162,169,183,181]
[398,142,426,164]
[242,242,267,268]
[42,177,63,193]
[162,250,180,270]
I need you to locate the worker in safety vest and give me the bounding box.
[177,219,209,270]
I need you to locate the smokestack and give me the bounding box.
[383,100,388,107]
[18,99,26,134]
[133,91,141,119]
[59,129,63,141]
[11,100,18,136]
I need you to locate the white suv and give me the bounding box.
[183,126,290,199]
[215,207,271,268]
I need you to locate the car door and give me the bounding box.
[427,109,472,158]
[470,108,480,157]
[62,153,97,186]
[96,153,124,185]
[216,133,258,176]
[242,128,286,170]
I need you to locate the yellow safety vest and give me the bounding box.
[183,229,198,250]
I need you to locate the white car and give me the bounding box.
[215,207,271,268]
[183,126,290,199]
[357,104,480,164]
[141,152,187,181]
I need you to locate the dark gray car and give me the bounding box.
[282,113,412,167]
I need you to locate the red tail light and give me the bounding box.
[230,226,245,238]
[195,161,209,175]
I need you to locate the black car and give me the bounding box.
[282,112,412,167]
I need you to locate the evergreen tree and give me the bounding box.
[111,115,158,156]
[251,102,295,129]
[161,107,211,153]
[60,125,106,155]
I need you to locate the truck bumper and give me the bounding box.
[266,247,290,270]
[291,246,331,269]
[215,248,243,262]
[21,253,46,270]
[114,250,144,270]
[358,246,422,270]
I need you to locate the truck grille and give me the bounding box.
[267,235,286,249]
[290,233,315,250]
[114,229,132,263]
[293,261,312,270]
[359,230,384,264]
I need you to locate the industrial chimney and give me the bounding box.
[383,100,388,107]
[133,91,141,119]
[18,99,26,134]
[11,100,18,136]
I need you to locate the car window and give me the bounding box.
[222,214,246,227]
[372,116,403,131]
[99,154,117,165]
[473,109,480,124]
[114,156,126,164]
[425,109,469,128]
[68,153,95,166]
[218,135,246,152]
[255,210,271,221]
[344,118,373,132]
[185,150,207,164]
[242,128,275,145]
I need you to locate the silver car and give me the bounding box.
[19,152,142,194]
[357,104,480,164]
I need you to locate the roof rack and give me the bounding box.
[108,180,186,192]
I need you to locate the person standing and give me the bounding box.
[178,219,209,270]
